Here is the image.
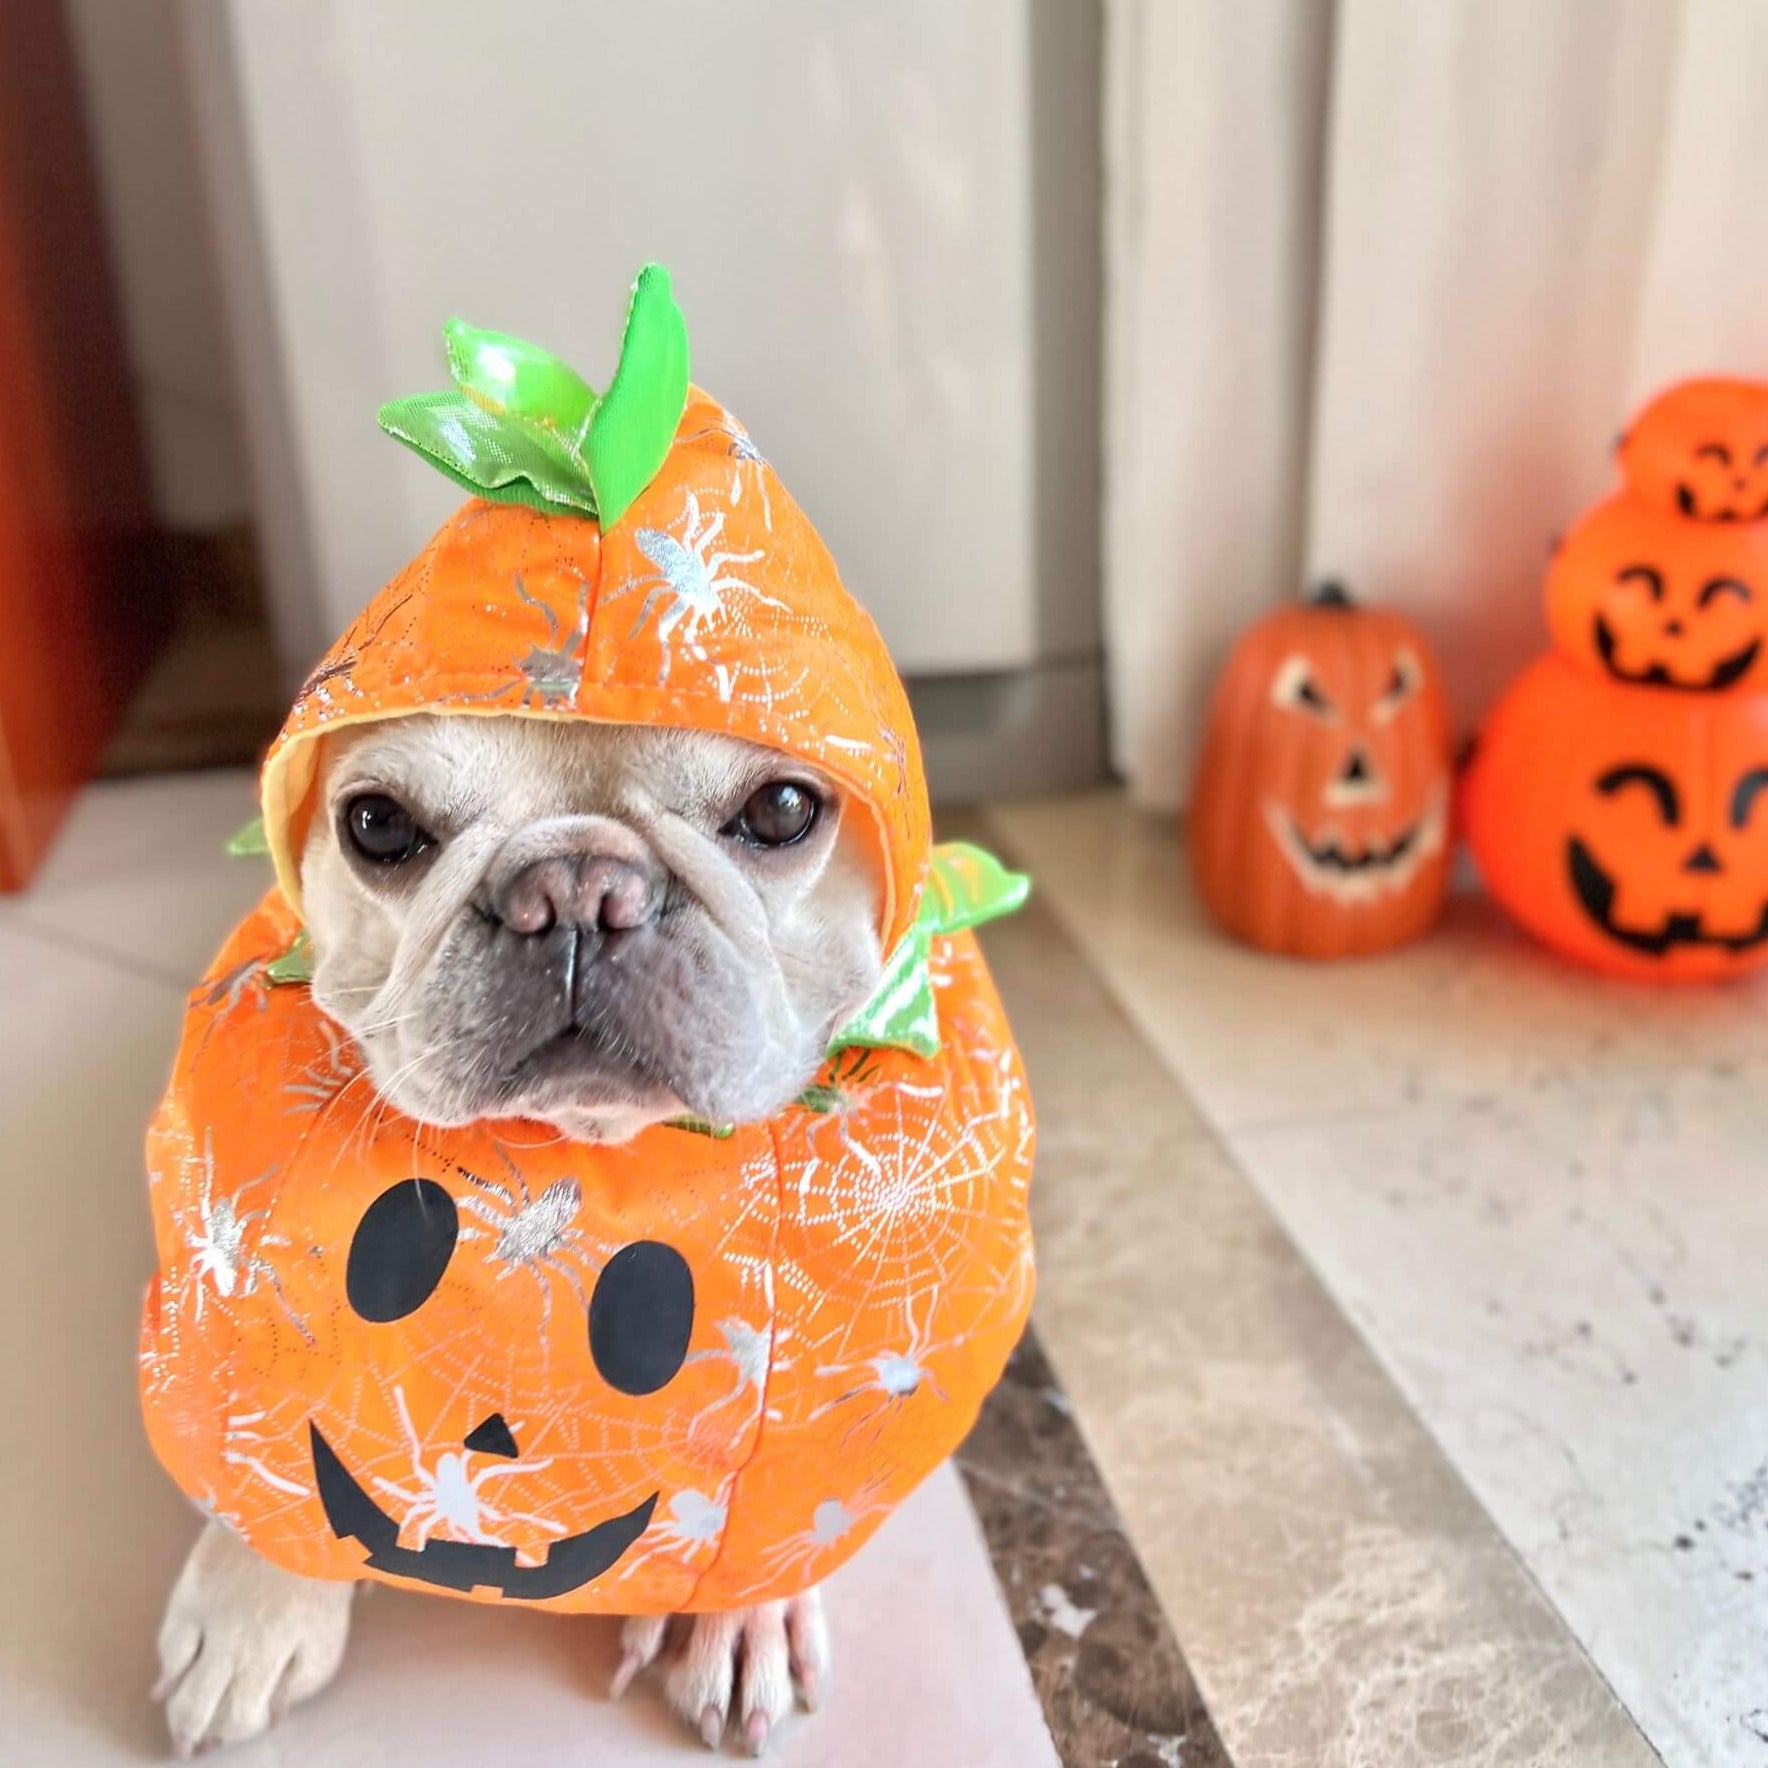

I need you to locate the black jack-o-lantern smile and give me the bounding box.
[309,1424,659,1600]
[310,1177,696,1600]
[1674,440,1768,522]
[1545,491,1768,697]
[1615,381,1768,523]
[1565,761,1768,957]
[1590,558,1761,691]
[1592,613,1762,690]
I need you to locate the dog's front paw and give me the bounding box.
[611,1588,829,1755]
[154,1521,354,1757]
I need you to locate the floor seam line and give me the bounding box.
[2,911,192,991]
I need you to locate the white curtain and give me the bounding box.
[1106,0,1768,809]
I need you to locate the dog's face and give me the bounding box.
[299,715,883,1142]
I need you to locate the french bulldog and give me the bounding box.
[154,712,885,1756]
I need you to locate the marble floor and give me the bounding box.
[10,768,1754,1765]
[989,789,1768,1768]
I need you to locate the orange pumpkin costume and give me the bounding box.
[139,270,1036,1613]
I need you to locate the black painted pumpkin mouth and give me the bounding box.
[1675,483,1768,522]
[1592,615,1760,691]
[1261,783,1446,904]
[1565,837,1768,957]
[309,1422,655,1600]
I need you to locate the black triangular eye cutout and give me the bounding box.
[463,1413,520,1459]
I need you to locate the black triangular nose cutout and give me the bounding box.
[463,1413,519,1459]
[1342,749,1371,783]
[1683,843,1723,875]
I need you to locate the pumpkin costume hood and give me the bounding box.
[140,267,1035,1613]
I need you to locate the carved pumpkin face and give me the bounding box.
[1544,494,1768,693]
[1618,378,1768,520]
[1462,653,1768,981]
[1188,587,1452,958]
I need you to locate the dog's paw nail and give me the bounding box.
[699,1704,724,1750]
[744,1711,771,1756]
[609,1651,643,1701]
[796,1667,821,1713]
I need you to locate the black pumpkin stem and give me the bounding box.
[1309,580,1354,608]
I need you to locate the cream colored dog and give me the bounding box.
[154,714,885,1757]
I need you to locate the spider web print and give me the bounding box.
[692,932,1035,1609]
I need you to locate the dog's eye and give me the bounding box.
[726,781,821,848]
[342,792,434,865]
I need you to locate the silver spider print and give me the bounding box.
[807,1289,966,1424]
[282,1018,359,1116]
[737,1479,891,1597]
[607,489,787,683]
[198,954,269,1016]
[465,574,590,710]
[686,1317,797,1432]
[456,1156,590,1324]
[374,1385,558,1554]
[180,1132,312,1343]
[222,1408,309,1499]
[190,954,270,1062]
[685,417,774,531]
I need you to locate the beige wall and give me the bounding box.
[185,0,1101,704]
[62,0,247,530]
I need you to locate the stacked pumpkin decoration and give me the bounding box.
[1189,583,1454,959]
[1463,377,1768,981]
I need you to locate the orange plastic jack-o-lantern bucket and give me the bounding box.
[1617,377,1768,522]
[1544,492,1768,694]
[1462,651,1768,982]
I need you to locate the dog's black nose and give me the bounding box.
[495,853,661,936]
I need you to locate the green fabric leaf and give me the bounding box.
[443,321,597,447]
[824,842,1029,1061]
[379,265,690,531]
[378,391,599,517]
[226,815,269,858]
[795,1082,847,1114]
[828,923,939,1059]
[266,930,313,987]
[664,1114,735,1139]
[920,841,1031,935]
[585,264,690,530]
